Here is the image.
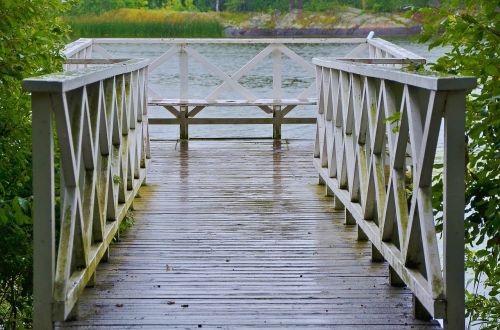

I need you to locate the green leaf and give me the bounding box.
[484,64,498,76]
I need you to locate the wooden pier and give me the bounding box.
[24,37,475,329]
[56,139,440,329]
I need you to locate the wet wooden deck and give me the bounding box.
[57,139,440,329]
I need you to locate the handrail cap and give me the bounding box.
[23,58,150,93]
[313,57,477,91]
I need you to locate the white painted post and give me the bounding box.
[32,93,55,329]
[272,46,283,140]
[179,44,189,139]
[443,91,466,330]
[179,44,189,101]
[272,46,282,101]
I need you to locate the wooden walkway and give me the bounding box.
[57,139,440,329]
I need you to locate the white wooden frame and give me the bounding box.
[25,59,151,328]
[313,57,475,329]
[63,37,424,139]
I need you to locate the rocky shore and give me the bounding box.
[222,7,421,37]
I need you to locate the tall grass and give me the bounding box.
[67,9,225,38]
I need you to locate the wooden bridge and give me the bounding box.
[24,37,475,329]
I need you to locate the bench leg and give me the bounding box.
[273,105,281,140]
[180,105,188,140]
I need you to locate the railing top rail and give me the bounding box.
[90,37,368,44]
[367,38,426,60]
[23,58,149,93]
[63,38,93,58]
[313,57,476,91]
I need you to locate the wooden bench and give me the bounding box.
[147,97,317,139]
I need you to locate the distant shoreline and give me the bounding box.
[68,8,422,39]
[225,26,422,38]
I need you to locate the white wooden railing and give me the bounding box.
[26,37,462,329]
[313,57,475,329]
[24,59,150,328]
[63,37,425,139]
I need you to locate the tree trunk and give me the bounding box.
[297,0,303,10]
[215,0,220,12]
[289,0,294,11]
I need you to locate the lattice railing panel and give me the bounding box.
[25,59,150,326]
[313,58,475,329]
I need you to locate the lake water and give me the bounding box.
[99,39,447,140]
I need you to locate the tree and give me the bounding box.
[148,0,168,8]
[0,0,69,328]
[70,0,148,15]
[289,0,302,12]
[418,0,499,328]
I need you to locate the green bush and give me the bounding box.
[70,0,148,15]
[418,0,499,328]
[0,0,69,327]
[224,0,289,12]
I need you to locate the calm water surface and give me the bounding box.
[100,40,447,140]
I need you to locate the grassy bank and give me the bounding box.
[67,9,225,38]
[67,7,418,38]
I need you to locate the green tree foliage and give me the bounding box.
[148,0,168,8]
[364,0,431,12]
[221,0,431,13]
[418,1,499,328]
[0,0,69,327]
[69,0,434,14]
[70,0,148,15]
[165,0,197,11]
[224,0,288,12]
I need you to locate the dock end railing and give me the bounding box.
[313,57,475,329]
[62,35,425,139]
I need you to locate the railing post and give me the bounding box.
[273,105,281,140]
[178,44,189,140]
[32,92,55,329]
[272,45,282,140]
[272,46,282,101]
[443,91,466,330]
[179,44,188,101]
[179,105,189,140]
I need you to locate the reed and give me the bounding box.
[67,9,225,38]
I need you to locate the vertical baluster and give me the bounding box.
[32,93,55,329]
[272,45,283,139]
[179,44,189,139]
[179,44,189,101]
[443,91,466,330]
[272,45,282,101]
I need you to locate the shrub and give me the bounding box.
[0,0,69,328]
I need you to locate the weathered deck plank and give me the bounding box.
[57,139,440,329]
